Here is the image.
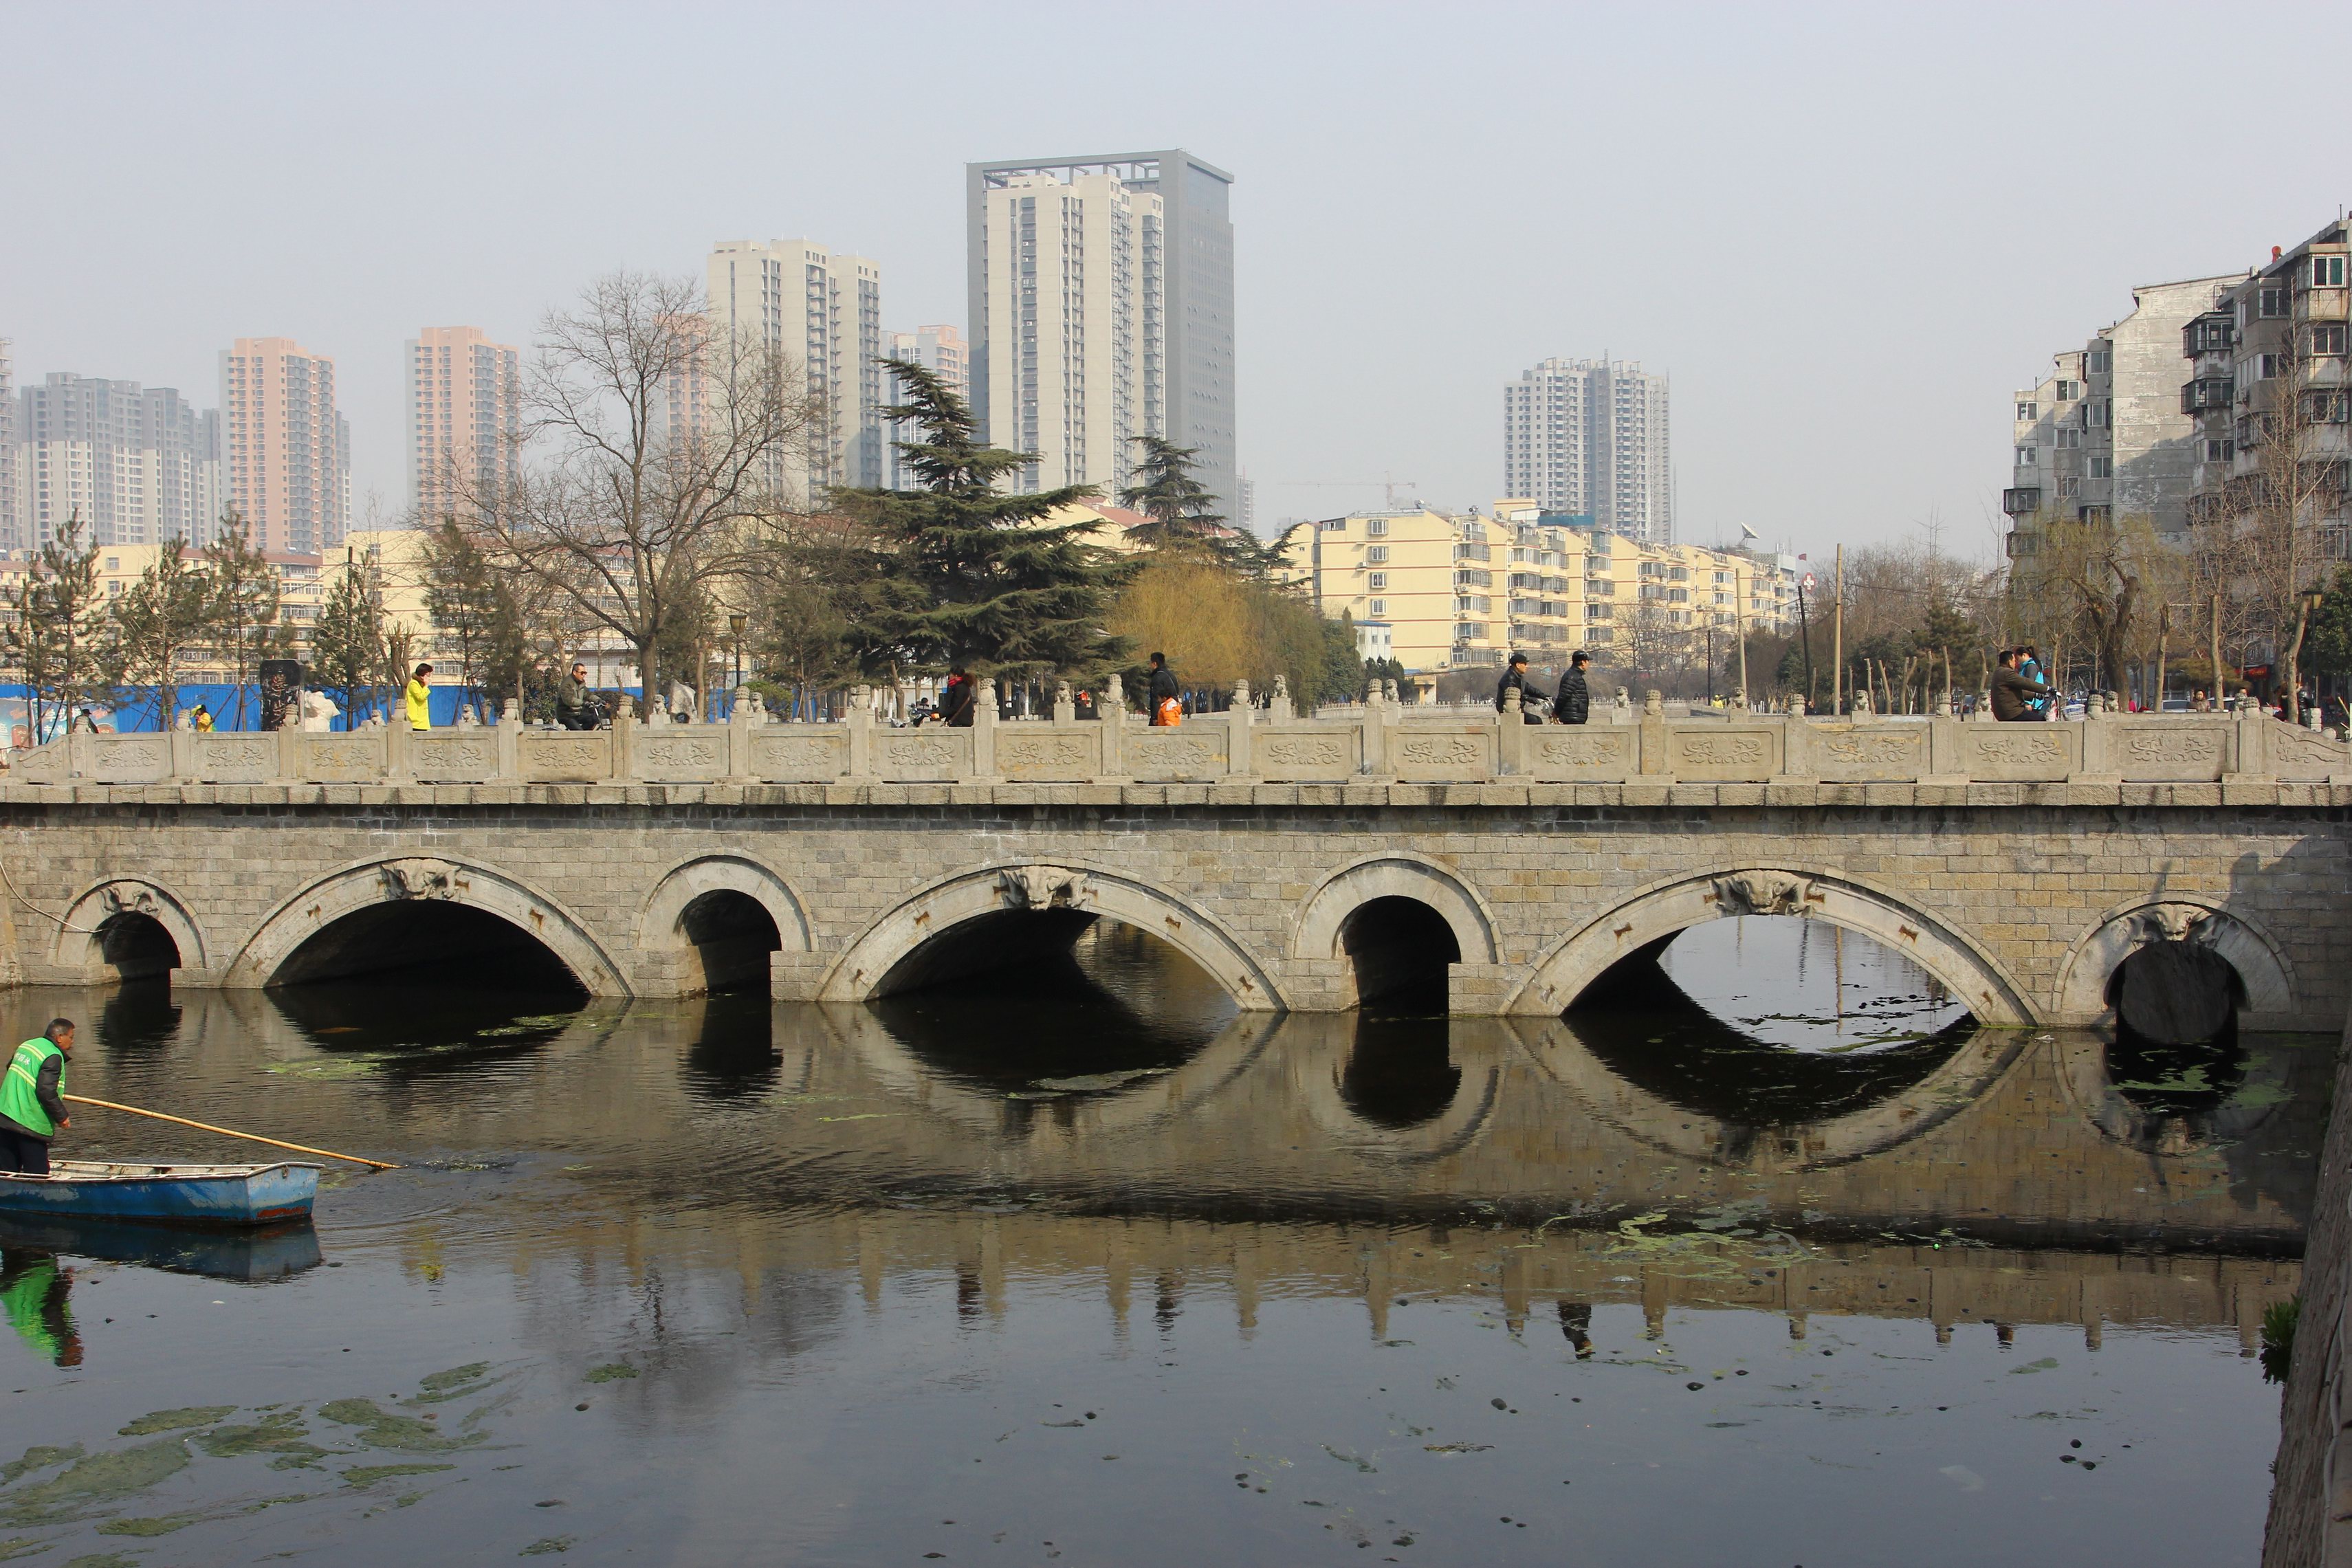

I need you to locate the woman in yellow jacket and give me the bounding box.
[405,664,433,731]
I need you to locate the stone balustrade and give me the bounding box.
[10,678,2349,795]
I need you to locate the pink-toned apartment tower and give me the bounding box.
[219,337,349,555]
[406,326,522,524]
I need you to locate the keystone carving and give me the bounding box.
[998,865,1090,912]
[98,883,160,919]
[1711,872,1811,917]
[2130,903,2215,947]
[381,858,461,901]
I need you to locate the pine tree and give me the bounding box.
[309,553,388,727]
[1,510,109,740]
[103,538,210,730]
[1118,435,1279,577]
[200,514,288,728]
[840,359,1128,683]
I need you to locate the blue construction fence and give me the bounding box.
[0,683,669,742]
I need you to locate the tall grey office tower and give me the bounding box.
[1502,357,1672,545]
[968,150,1235,517]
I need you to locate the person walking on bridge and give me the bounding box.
[1147,652,1182,726]
[0,1019,74,1176]
[1554,650,1592,725]
[404,665,434,731]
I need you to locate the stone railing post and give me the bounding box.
[387,705,414,782]
[1227,679,1253,777]
[1638,689,1667,774]
[497,698,521,779]
[170,718,197,782]
[725,685,754,780]
[1099,674,1125,775]
[1053,681,1075,724]
[972,678,997,777]
[1497,685,1527,775]
[846,685,875,778]
[611,696,637,782]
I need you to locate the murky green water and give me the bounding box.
[0,919,2316,1565]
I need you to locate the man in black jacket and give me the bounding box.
[938,667,976,727]
[1990,648,2049,722]
[1554,651,1592,725]
[1147,652,1181,725]
[1494,652,1545,722]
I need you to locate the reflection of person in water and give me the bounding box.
[0,1250,80,1367]
[1558,1300,1594,1359]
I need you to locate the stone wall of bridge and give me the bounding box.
[0,780,2342,1027]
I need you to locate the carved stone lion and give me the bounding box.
[998,865,1089,912]
[1712,872,1810,917]
[381,858,460,901]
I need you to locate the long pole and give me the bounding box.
[1832,544,1845,716]
[62,1094,399,1170]
[1796,582,1816,710]
[1736,610,1749,711]
[2154,603,2170,712]
[2211,592,2225,707]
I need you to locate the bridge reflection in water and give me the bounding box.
[44,914,2313,1362]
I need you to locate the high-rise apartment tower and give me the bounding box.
[881,324,967,489]
[1502,358,1673,545]
[221,337,347,555]
[0,342,15,551]
[15,373,222,549]
[968,151,1234,512]
[406,326,522,524]
[705,240,886,500]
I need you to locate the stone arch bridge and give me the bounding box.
[0,701,2346,1028]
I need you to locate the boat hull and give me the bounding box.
[0,1162,322,1227]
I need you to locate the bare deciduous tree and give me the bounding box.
[459,270,820,709]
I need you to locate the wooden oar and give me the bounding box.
[62,1094,399,1171]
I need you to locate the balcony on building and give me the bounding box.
[2001,486,2041,517]
[2181,376,2233,415]
[2184,313,2234,357]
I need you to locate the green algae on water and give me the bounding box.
[1,1439,193,1527]
[584,1364,638,1384]
[520,1536,575,1555]
[316,1400,485,1455]
[0,1444,83,1486]
[117,1406,237,1437]
[0,1539,47,1563]
[340,1464,456,1487]
[97,1494,311,1536]
[196,1410,335,1470]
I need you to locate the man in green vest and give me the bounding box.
[0,1020,74,1176]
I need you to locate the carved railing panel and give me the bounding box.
[748,728,849,783]
[1525,725,1637,782]
[516,731,611,783]
[873,729,971,782]
[410,731,499,783]
[1254,727,1359,782]
[1392,725,1495,782]
[188,733,279,783]
[631,729,729,783]
[996,728,1102,782]
[1126,727,1228,782]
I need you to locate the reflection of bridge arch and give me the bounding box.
[1504,865,2036,1025]
[815,1004,1282,1139]
[226,854,631,996]
[817,862,1285,1010]
[54,877,208,982]
[1508,1015,2029,1172]
[2054,896,2295,1029]
[1287,1014,1514,1161]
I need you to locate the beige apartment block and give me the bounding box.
[2002,276,2235,562]
[706,240,886,500]
[65,541,321,675]
[220,338,349,557]
[0,340,15,551]
[1278,505,1797,677]
[406,327,521,524]
[976,170,1163,497]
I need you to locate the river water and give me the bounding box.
[0,918,2318,1565]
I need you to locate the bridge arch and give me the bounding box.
[1291,852,1501,1008]
[226,854,631,996]
[818,861,1284,1011]
[2054,897,2294,1028]
[637,854,811,995]
[1504,865,2036,1025]
[54,877,207,982]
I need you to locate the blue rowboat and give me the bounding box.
[0,1162,322,1226]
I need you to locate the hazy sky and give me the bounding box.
[7,1,2350,561]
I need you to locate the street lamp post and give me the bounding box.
[728,613,747,714]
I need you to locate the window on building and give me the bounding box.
[2089,455,2112,478]
[2054,379,2080,400]
[2088,349,2111,374]
[1367,599,1386,617]
[2087,399,2111,427]
[1367,545,1389,564]
[2259,353,2286,379]
[2055,428,2081,449]
[2207,438,2235,461]
[2058,476,2080,498]
[2313,254,2346,289]
[2304,391,2351,425]
[1365,518,1389,537]
[2311,323,2349,357]
[2016,401,2038,421]
[1368,572,1387,590]
[2261,287,2290,318]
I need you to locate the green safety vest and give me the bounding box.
[0,1038,62,1138]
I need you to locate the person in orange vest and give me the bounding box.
[0,1020,75,1176]
[1147,652,1182,726]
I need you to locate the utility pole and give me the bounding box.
[1832,544,1845,716]
[1735,608,1749,711]
[2211,592,2225,707]
[1795,573,1816,711]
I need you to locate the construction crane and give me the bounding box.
[1260,476,1423,511]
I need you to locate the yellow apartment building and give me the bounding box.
[1276,502,1799,676]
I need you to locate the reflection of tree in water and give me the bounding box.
[0,1250,80,1368]
[866,923,1233,1098]
[1569,951,1970,1129]
[684,991,780,1103]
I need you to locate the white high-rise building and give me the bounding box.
[221,337,347,556]
[0,341,17,552]
[881,324,967,488]
[969,151,1235,512]
[1502,357,1673,545]
[14,373,223,550]
[406,326,523,524]
[973,166,1167,497]
[705,240,885,500]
